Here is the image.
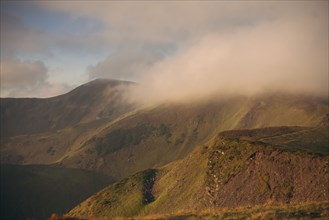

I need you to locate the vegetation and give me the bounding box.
[1,81,328,220]
[67,126,329,219]
[220,125,329,154]
[69,169,157,218]
[95,124,153,155]
[122,201,329,219]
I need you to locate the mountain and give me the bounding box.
[0,79,136,138]
[1,79,328,219]
[60,93,327,180]
[0,164,112,220]
[68,125,329,219]
[1,88,327,181]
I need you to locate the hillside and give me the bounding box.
[0,164,112,220]
[48,93,329,179]
[68,125,329,219]
[1,80,328,219]
[1,89,328,182]
[0,79,136,138]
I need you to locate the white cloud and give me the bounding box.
[1,1,327,99]
[128,6,328,104]
[0,57,72,98]
[88,45,173,81]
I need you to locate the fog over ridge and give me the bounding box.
[127,13,328,104]
[1,1,327,99]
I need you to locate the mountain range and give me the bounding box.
[0,79,328,220]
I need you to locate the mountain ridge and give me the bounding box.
[1,81,327,180]
[0,79,137,138]
[1,79,328,220]
[67,125,329,218]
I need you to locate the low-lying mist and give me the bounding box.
[127,11,328,105]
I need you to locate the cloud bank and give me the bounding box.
[127,2,328,103]
[1,1,328,100]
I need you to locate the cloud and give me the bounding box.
[2,1,327,100]
[127,2,328,104]
[0,57,72,98]
[88,44,175,81]
[1,57,48,87]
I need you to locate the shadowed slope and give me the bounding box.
[0,79,136,138]
[1,92,327,181]
[59,93,328,179]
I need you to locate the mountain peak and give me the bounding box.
[87,78,136,86]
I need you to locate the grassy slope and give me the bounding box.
[0,79,136,138]
[0,164,112,220]
[1,94,327,182]
[69,169,156,218]
[68,139,210,218]
[0,117,116,165]
[127,201,329,220]
[60,93,328,179]
[68,125,329,219]
[220,125,329,154]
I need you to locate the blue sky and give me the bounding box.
[0,1,328,99]
[1,1,108,92]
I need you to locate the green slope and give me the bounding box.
[1,93,327,182]
[131,202,329,219]
[69,169,156,218]
[0,164,112,220]
[0,79,136,138]
[67,126,329,219]
[220,125,329,154]
[60,93,328,179]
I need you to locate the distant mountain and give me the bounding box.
[68,125,329,219]
[0,164,112,220]
[0,79,136,138]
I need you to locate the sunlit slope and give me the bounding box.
[1,93,327,181]
[0,117,113,165]
[69,169,157,218]
[68,126,329,218]
[0,164,112,220]
[60,93,327,179]
[1,78,327,181]
[221,125,329,154]
[0,79,136,138]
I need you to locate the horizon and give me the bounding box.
[1,78,328,103]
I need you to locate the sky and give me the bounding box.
[0,1,328,100]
